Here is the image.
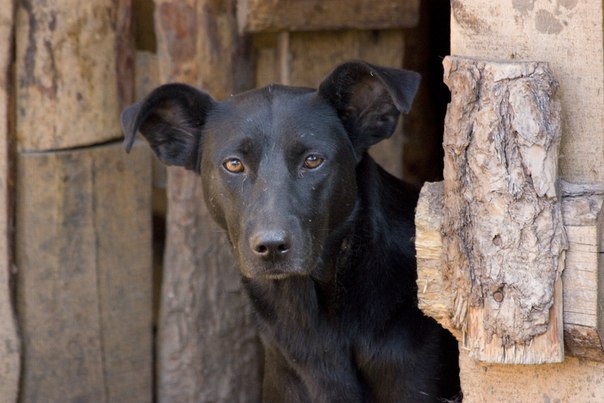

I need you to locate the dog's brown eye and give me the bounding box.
[223,158,245,173]
[304,154,324,169]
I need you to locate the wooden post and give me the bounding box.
[0,1,20,401]
[14,1,152,401]
[154,1,263,401]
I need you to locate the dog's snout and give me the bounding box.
[250,230,291,259]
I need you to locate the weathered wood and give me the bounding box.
[0,1,20,401]
[16,142,152,402]
[459,353,604,402]
[15,0,134,151]
[560,181,604,361]
[253,29,407,177]
[450,1,604,185]
[237,0,420,33]
[440,56,566,364]
[417,181,604,362]
[154,1,263,401]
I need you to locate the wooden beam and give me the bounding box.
[16,143,153,402]
[0,1,20,401]
[237,0,420,33]
[438,56,566,364]
[15,0,134,151]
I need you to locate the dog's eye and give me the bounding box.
[223,158,245,173]
[303,154,324,170]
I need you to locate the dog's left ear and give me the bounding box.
[318,61,420,155]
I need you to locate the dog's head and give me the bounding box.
[121,61,419,280]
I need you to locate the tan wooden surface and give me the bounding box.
[16,142,152,402]
[0,1,20,401]
[15,0,134,151]
[238,0,419,33]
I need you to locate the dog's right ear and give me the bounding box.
[121,83,215,172]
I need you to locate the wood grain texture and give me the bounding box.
[15,0,134,151]
[450,0,604,184]
[154,1,263,401]
[16,142,152,402]
[440,56,566,363]
[237,0,419,33]
[416,181,604,362]
[0,1,20,401]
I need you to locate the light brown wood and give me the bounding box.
[15,0,134,151]
[450,1,604,185]
[439,56,566,364]
[237,0,420,33]
[459,352,604,402]
[154,1,263,401]
[16,142,152,402]
[0,1,20,401]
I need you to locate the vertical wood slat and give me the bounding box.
[16,143,153,402]
[154,1,262,401]
[0,0,20,401]
[15,0,134,151]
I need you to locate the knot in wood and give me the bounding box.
[492,290,504,303]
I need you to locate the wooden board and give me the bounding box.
[253,29,408,178]
[238,0,419,33]
[441,57,565,364]
[14,0,134,151]
[16,142,152,402]
[0,1,20,401]
[459,352,604,402]
[154,1,263,401]
[450,1,604,184]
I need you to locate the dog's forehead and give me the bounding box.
[206,84,343,146]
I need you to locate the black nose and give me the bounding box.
[250,230,291,259]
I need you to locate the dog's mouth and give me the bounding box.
[237,253,319,281]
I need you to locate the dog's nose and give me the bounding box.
[250,230,291,259]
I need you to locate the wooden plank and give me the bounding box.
[459,352,604,402]
[254,29,407,177]
[154,1,263,401]
[237,0,420,33]
[0,1,20,401]
[15,0,134,151]
[16,142,152,402]
[441,56,565,364]
[450,1,604,184]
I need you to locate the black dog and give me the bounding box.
[121,61,460,402]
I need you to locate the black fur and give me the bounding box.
[121,61,460,402]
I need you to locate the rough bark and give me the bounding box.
[450,1,604,185]
[16,143,152,402]
[154,1,263,401]
[416,181,604,362]
[441,56,566,363]
[15,0,134,151]
[0,1,20,401]
[237,0,419,33]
